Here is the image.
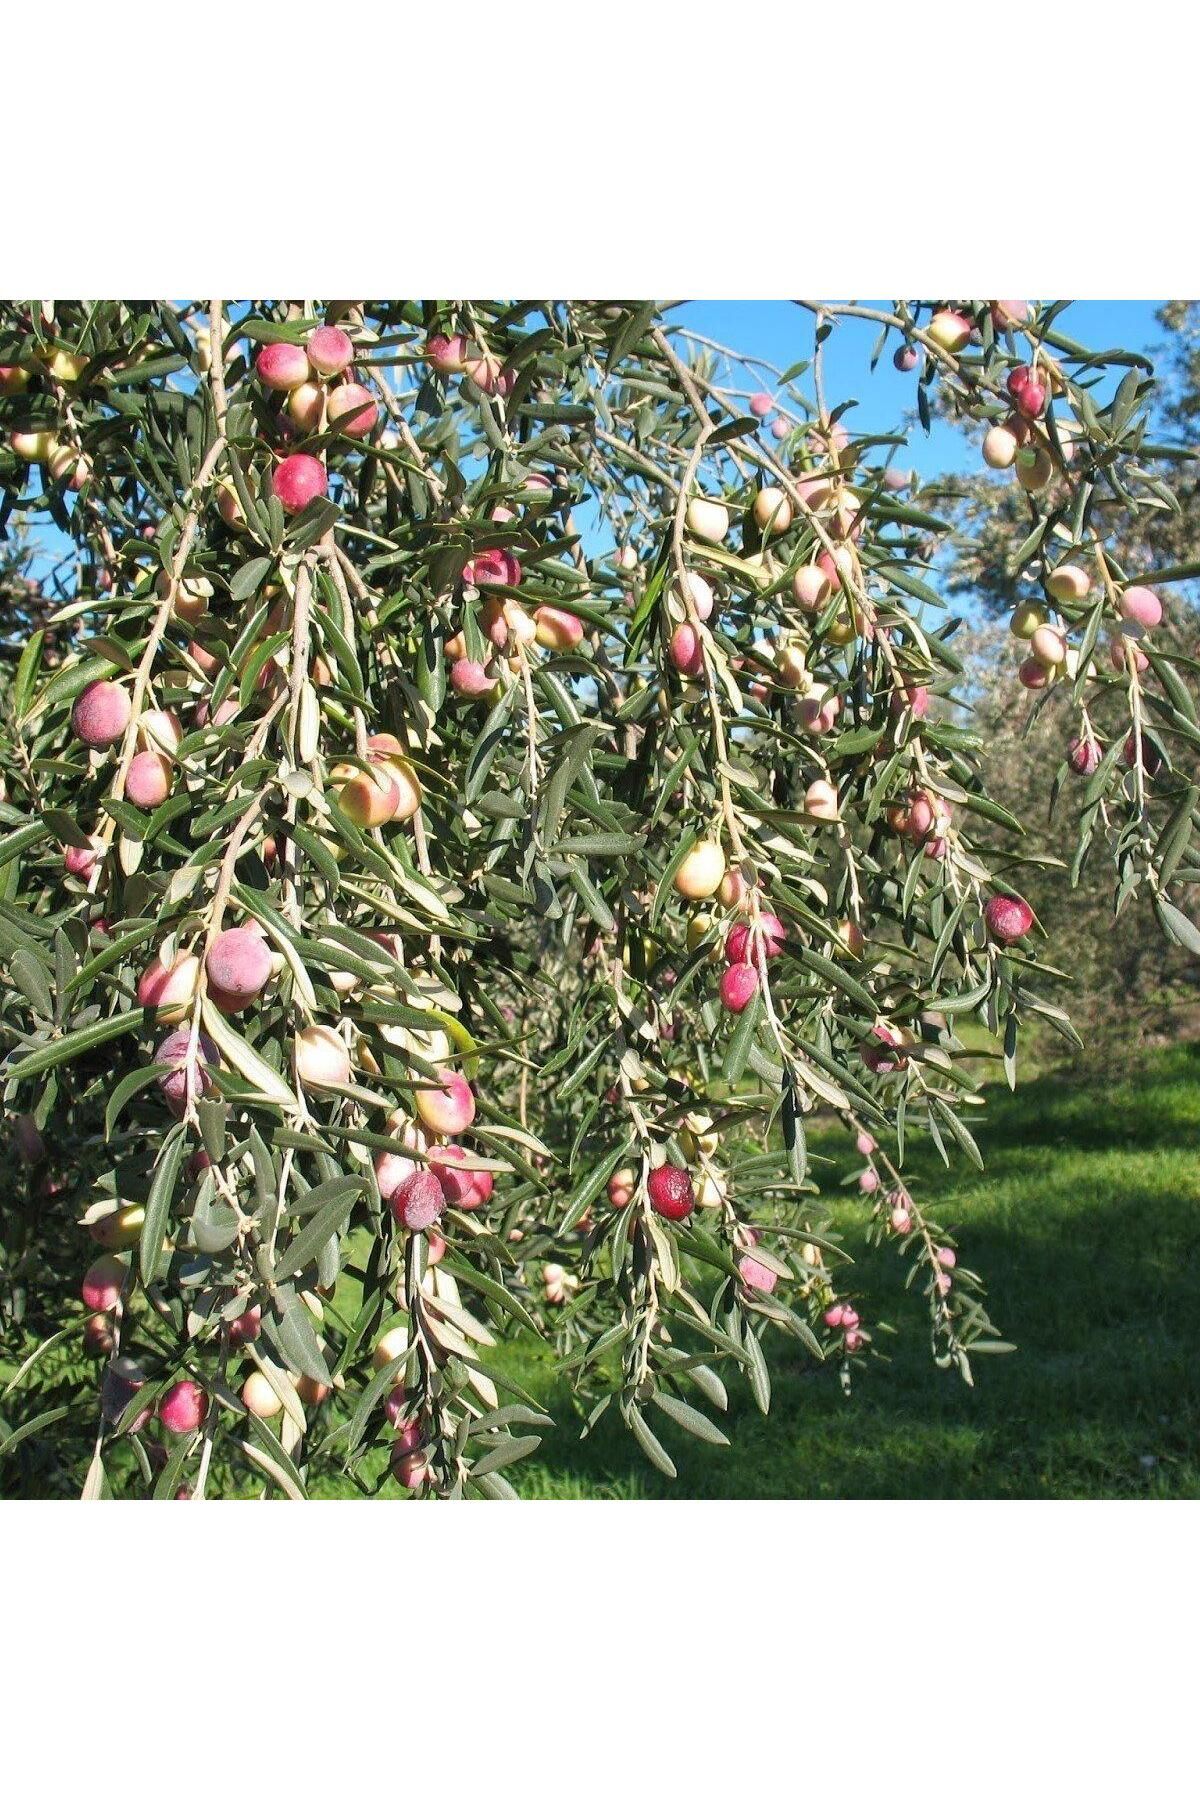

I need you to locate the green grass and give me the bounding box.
[7,1043,1199,1499]
[490,1042,1200,1498]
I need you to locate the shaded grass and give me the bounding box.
[6,1045,1198,1499]
[493,1042,1200,1499]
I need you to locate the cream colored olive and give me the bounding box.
[242,1371,283,1419]
[686,496,730,543]
[1030,624,1067,668]
[670,571,715,623]
[1046,564,1090,604]
[295,1025,351,1090]
[753,487,792,536]
[682,1112,719,1156]
[373,1326,410,1373]
[695,1168,726,1209]
[686,913,716,955]
[805,779,840,821]
[1016,446,1053,492]
[776,643,808,689]
[10,429,57,463]
[982,425,1019,470]
[673,840,727,900]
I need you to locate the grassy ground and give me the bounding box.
[6,1043,1199,1498]
[493,1041,1200,1498]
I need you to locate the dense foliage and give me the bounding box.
[1,298,1196,1499]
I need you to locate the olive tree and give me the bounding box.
[0,298,1195,1499]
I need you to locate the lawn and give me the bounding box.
[493,1041,1200,1499]
[6,1043,1199,1499]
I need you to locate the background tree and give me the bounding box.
[931,303,1200,1044]
[931,620,1199,1050]
[940,303,1200,606]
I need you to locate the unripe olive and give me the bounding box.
[138,708,183,756]
[373,1326,410,1373]
[836,919,865,958]
[40,346,89,383]
[776,643,808,689]
[1016,445,1053,492]
[48,443,90,488]
[332,762,400,829]
[686,913,716,956]
[793,564,831,612]
[752,487,792,536]
[673,840,726,900]
[927,309,973,353]
[805,779,839,821]
[991,300,1031,330]
[1030,624,1067,668]
[718,869,750,910]
[216,483,246,530]
[10,429,57,463]
[534,605,585,651]
[607,1168,636,1210]
[242,1370,283,1419]
[1010,602,1044,640]
[89,1204,146,1249]
[1046,564,1090,604]
[685,496,730,543]
[982,425,1019,470]
[295,1025,351,1090]
[671,570,715,622]
[295,1373,332,1406]
[695,1168,726,1209]
[288,381,326,432]
[156,569,213,625]
[682,1111,720,1156]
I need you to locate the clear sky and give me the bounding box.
[671,299,1170,482]
[13,301,1172,586]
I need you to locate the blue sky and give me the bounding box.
[672,300,1170,482]
[14,301,1171,587]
